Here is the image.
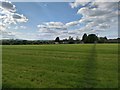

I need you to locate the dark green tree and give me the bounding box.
[98,36,108,43]
[68,36,74,44]
[86,34,98,43]
[82,33,87,43]
[55,37,60,42]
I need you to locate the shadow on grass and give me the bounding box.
[82,44,98,88]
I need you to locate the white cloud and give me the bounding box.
[0,21,6,31]
[0,0,16,12]
[97,24,110,29]
[38,22,67,30]
[0,0,28,32]
[46,22,63,26]
[12,13,28,23]
[0,24,6,31]
[38,21,86,40]
[0,30,16,39]
[20,26,26,29]
[38,28,57,34]
[38,21,75,40]
[70,0,118,36]
[66,21,80,27]
[69,0,92,8]
[77,7,111,17]
[0,0,28,39]
[13,26,27,30]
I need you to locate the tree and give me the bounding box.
[98,36,108,43]
[68,36,74,44]
[55,37,60,42]
[104,36,107,40]
[82,33,87,43]
[86,34,98,43]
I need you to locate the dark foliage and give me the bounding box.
[82,33,87,43]
[85,34,98,43]
[55,37,60,42]
[1,34,119,45]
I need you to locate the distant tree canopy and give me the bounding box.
[1,34,118,45]
[1,39,55,45]
[86,34,98,43]
[68,36,74,44]
[82,33,87,43]
[98,37,108,43]
[82,33,98,43]
[55,37,60,42]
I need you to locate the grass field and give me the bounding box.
[2,44,118,88]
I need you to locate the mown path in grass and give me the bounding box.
[81,44,98,88]
[2,44,118,88]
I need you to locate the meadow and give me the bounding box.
[2,44,118,88]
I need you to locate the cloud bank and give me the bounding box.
[70,0,119,31]
[0,0,28,39]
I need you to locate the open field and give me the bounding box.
[2,44,118,88]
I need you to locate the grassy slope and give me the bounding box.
[2,44,118,88]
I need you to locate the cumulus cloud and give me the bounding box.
[69,0,92,8]
[12,13,28,23]
[0,23,6,31]
[20,26,26,29]
[38,22,67,30]
[14,26,27,30]
[77,7,111,17]
[97,24,110,29]
[38,20,82,31]
[66,21,80,27]
[0,0,28,32]
[38,21,81,31]
[38,21,84,40]
[0,0,28,39]
[0,0,16,12]
[38,21,74,31]
[38,21,75,40]
[70,0,119,35]
[0,30,16,39]
[38,28,57,34]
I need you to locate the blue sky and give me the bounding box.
[13,2,82,30]
[0,1,118,40]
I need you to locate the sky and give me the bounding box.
[0,0,119,40]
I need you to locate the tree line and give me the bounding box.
[1,33,119,45]
[55,33,119,44]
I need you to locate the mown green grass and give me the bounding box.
[2,44,118,88]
